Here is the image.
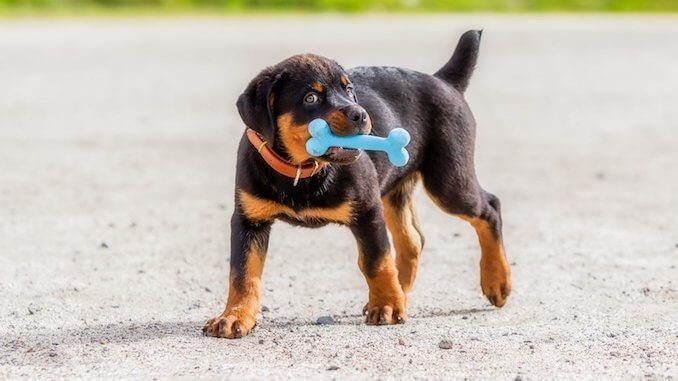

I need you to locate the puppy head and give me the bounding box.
[237,54,371,165]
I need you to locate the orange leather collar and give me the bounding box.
[246,128,325,185]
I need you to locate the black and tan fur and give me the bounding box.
[204,30,511,338]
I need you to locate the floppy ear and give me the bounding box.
[236,71,285,145]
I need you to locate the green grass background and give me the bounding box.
[1,0,677,15]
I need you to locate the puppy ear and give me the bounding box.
[236,71,285,144]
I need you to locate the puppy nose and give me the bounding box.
[343,106,368,128]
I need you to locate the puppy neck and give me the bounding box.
[245,128,334,190]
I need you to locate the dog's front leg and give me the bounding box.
[351,206,407,325]
[203,211,271,339]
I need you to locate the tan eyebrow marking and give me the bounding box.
[311,82,324,93]
[340,76,348,87]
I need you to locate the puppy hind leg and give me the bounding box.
[422,170,512,308]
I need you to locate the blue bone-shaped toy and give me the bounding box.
[305,119,410,167]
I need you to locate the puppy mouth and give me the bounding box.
[321,146,362,164]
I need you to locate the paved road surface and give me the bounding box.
[1,15,677,380]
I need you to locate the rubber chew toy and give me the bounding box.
[305,119,410,167]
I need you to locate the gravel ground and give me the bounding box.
[1,15,677,380]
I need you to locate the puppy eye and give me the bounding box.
[346,86,354,97]
[304,92,320,104]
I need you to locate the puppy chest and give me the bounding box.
[238,190,353,225]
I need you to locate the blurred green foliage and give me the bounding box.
[0,0,676,12]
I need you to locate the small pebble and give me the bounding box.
[100,242,109,249]
[398,338,406,346]
[327,365,339,371]
[514,376,523,381]
[261,305,270,312]
[316,316,336,325]
[258,339,264,344]
[438,340,454,349]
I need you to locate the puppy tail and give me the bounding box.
[434,30,482,93]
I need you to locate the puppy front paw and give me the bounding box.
[202,310,256,339]
[364,297,406,325]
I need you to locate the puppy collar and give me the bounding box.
[246,128,325,186]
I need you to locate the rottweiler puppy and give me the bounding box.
[203,30,511,339]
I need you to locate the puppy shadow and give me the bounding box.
[264,307,494,328]
[2,307,493,365]
[414,307,494,318]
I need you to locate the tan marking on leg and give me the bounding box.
[423,187,511,307]
[383,173,423,293]
[225,248,264,320]
[203,243,265,339]
[359,252,406,325]
[383,199,422,294]
[276,113,313,164]
[462,216,512,308]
